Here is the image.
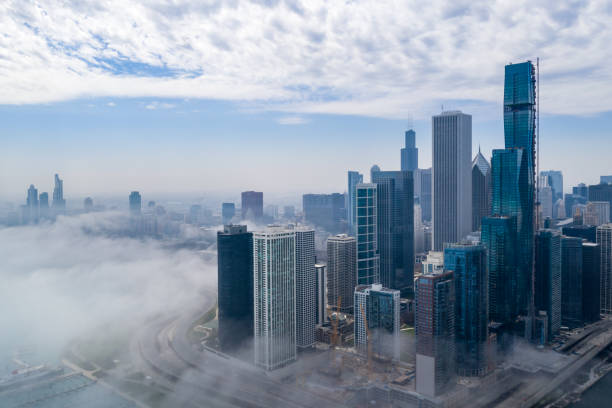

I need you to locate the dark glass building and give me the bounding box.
[573,183,588,199]
[241,191,263,220]
[371,169,414,295]
[401,129,418,172]
[217,225,253,353]
[472,150,491,231]
[562,225,597,243]
[561,236,583,328]
[589,183,612,216]
[420,168,432,222]
[302,193,345,233]
[582,242,601,323]
[535,229,561,338]
[444,243,488,377]
[129,191,141,216]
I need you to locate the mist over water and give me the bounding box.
[0,212,217,369]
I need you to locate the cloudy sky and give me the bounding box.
[1,0,611,200]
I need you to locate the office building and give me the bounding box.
[401,129,418,172]
[589,184,612,216]
[295,228,316,349]
[539,185,554,223]
[415,269,455,397]
[327,234,357,313]
[563,225,597,243]
[481,216,517,324]
[598,224,612,315]
[253,227,296,370]
[241,191,263,221]
[565,194,587,218]
[315,263,327,326]
[302,193,345,233]
[601,176,612,184]
[535,229,562,338]
[554,198,565,220]
[347,171,364,235]
[354,283,400,361]
[420,168,432,222]
[444,243,488,377]
[582,242,601,323]
[217,225,253,353]
[222,202,235,224]
[432,111,472,251]
[129,191,141,216]
[573,183,589,199]
[414,204,425,254]
[83,197,93,212]
[472,149,491,231]
[52,173,66,212]
[25,184,39,223]
[355,183,379,285]
[561,236,583,328]
[422,251,444,274]
[371,168,415,294]
[584,201,610,226]
[541,170,563,201]
[39,192,49,218]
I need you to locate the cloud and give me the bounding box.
[145,101,176,110]
[107,101,116,107]
[1,1,611,117]
[277,115,308,125]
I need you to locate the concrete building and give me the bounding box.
[584,201,610,226]
[253,227,296,370]
[295,228,316,349]
[597,224,612,315]
[315,263,327,326]
[355,183,379,285]
[327,234,357,313]
[432,111,472,251]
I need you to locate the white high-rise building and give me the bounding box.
[294,227,316,349]
[432,111,472,251]
[597,224,612,315]
[315,263,327,326]
[253,227,297,370]
[539,186,554,223]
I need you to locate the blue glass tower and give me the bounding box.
[401,129,418,172]
[348,171,364,235]
[535,229,561,339]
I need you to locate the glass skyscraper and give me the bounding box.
[347,171,363,235]
[535,229,562,338]
[401,129,418,172]
[355,183,379,285]
[561,236,583,328]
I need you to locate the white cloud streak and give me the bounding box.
[1,0,611,117]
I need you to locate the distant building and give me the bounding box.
[535,229,562,338]
[295,228,316,349]
[562,224,597,243]
[584,201,610,226]
[415,270,455,397]
[561,236,583,328]
[315,263,327,326]
[189,204,202,225]
[565,194,587,218]
[354,283,400,361]
[472,150,491,231]
[39,192,49,218]
[432,111,472,251]
[83,197,93,212]
[422,251,444,275]
[241,191,263,221]
[444,243,488,377]
[25,184,39,223]
[539,185,554,224]
[221,202,235,224]
[327,234,357,313]
[283,205,295,219]
[601,176,612,184]
[355,183,379,285]
[573,183,589,199]
[589,184,612,217]
[541,170,563,201]
[597,224,612,315]
[52,174,66,212]
[253,227,296,370]
[420,168,432,222]
[217,225,253,353]
[582,242,601,323]
[302,193,345,233]
[401,129,418,172]
[129,191,142,216]
[347,171,364,235]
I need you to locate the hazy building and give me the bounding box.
[584,201,610,226]
[535,229,562,338]
[302,193,345,233]
[561,236,583,328]
[327,234,357,313]
[601,176,612,184]
[354,283,400,361]
[597,224,612,315]
[52,173,66,212]
[25,184,39,223]
[432,111,472,251]
[355,183,379,285]
[83,197,93,212]
[444,243,488,377]
[573,183,589,198]
[472,149,491,231]
[415,269,455,397]
[253,227,296,370]
[129,191,141,216]
[583,242,601,323]
[295,228,316,349]
[420,168,432,222]
[565,194,587,218]
[541,170,563,201]
[39,192,49,218]
[315,263,327,326]
[217,225,253,353]
[283,205,295,219]
[241,191,263,221]
[563,225,597,243]
[589,184,612,217]
[539,185,554,223]
[347,171,364,235]
[222,202,235,224]
[401,129,418,172]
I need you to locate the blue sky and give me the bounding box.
[1,0,611,200]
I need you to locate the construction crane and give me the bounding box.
[359,304,372,380]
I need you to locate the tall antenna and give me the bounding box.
[407,113,414,130]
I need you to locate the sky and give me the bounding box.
[1,0,611,201]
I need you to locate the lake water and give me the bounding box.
[571,370,612,407]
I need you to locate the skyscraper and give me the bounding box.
[540,170,563,201]
[129,191,142,216]
[565,194,587,218]
[601,176,612,184]
[415,269,455,397]
[573,183,589,199]
[354,283,400,361]
[589,184,612,218]
[39,192,49,218]
[241,191,263,221]
[52,173,66,212]
[401,129,418,172]
[83,197,93,212]
[539,185,554,223]
[472,149,491,231]
[432,111,472,251]
[295,227,316,349]
[371,168,414,294]
[420,168,432,222]
[582,242,601,323]
[253,227,296,370]
[315,263,327,326]
[535,229,562,338]
[347,171,363,235]
[562,225,597,243]
[302,193,345,233]
[561,236,583,328]
[584,201,610,226]
[222,202,235,224]
[355,183,379,285]
[217,225,253,353]
[327,234,357,313]
[597,224,612,315]
[25,184,39,223]
[444,243,488,377]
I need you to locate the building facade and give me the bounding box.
[241,191,263,220]
[589,184,612,216]
[535,229,562,338]
[222,202,236,224]
[302,193,345,233]
[295,228,316,349]
[347,171,364,235]
[401,129,418,172]
[129,191,141,216]
[584,201,610,226]
[315,263,327,326]
[355,183,379,285]
[540,170,564,201]
[561,236,583,328]
[597,224,612,315]
[582,242,601,323]
[327,234,357,313]
[472,150,491,231]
